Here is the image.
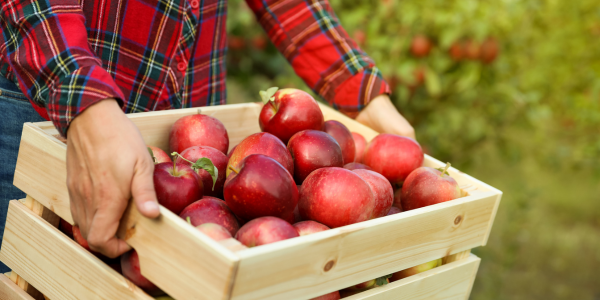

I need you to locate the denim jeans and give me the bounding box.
[0,76,46,272]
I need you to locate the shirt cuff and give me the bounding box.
[46,65,125,136]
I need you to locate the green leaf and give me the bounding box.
[148,147,156,164]
[259,87,279,104]
[191,158,218,190]
[425,69,442,97]
[375,274,393,286]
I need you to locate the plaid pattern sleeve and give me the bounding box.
[246,0,391,117]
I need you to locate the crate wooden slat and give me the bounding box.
[343,254,481,300]
[6,102,502,300]
[0,273,35,300]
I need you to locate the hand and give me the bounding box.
[66,99,160,258]
[356,94,416,140]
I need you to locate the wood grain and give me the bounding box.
[343,254,481,300]
[0,200,152,300]
[230,190,498,300]
[0,273,35,300]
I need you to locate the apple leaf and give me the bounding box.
[259,87,279,104]
[148,147,156,164]
[191,157,218,190]
[375,274,393,286]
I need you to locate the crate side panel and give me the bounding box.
[0,274,35,300]
[0,201,151,300]
[231,193,497,300]
[344,255,481,300]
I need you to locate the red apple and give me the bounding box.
[195,223,232,241]
[480,38,499,64]
[169,114,229,154]
[227,132,293,177]
[351,132,367,163]
[449,41,464,61]
[390,258,442,282]
[121,250,162,295]
[293,205,303,223]
[410,35,432,57]
[148,146,171,163]
[299,167,375,228]
[352,169,393,218]
[176,146,227,198]
[401,163,461,211]
[235,216,299,247]
[343,162,372,171]
[393,188,402,210]
[293,220,330,236]
[387,206,402,215]
[259,88,324,144]
[323,120,355,164]
[287,130,344,184]
[363,134,424,186]
[224,154,298,222]
[180,196,240,236]
[59,219,73,238]
[464,39,480,60]
[154,162,203,214]
[310,291,341,300]
[227,145,237,160]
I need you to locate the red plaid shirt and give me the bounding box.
[0,0,389,136]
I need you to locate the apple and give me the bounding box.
[148,146,171,163]
[449,41,464,61]
[480,38,499,64]
[59,219,73,238]
[410,35,432,57]
[323,120,355,164]
[293,205,303,223]
[363,134,424,186]
[227,132,293,177]
[195,223,232,241]
[310,291,341,300]
[227,145,237,160]
[228,36,245,50]
[389,258,442,282]
[154,162,204,214]
[464,39,480,60]
[287,130,344,184]
[299,167,375,228]
[121,250,162,295]
[259,87,324,144]
[179,196,240,236]
[401,163,461,211]
[354,29,366,46]
[224,154,298,222]
[176,146,227,198]
[351,132,367,163]
[343,162,372,171]
[293,220,330,236]
[235,216,299,247]
[169,114,229,154]
[387,206,402,215]
[339,278,388,297]
[352,169,393,218]
[393,188,402,210]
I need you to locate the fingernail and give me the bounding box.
[143,201,160,212]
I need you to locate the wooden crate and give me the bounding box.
[0,103,501,300]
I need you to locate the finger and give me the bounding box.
[87,204,132,258]
[131,157,160,218]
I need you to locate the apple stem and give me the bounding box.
[228,165,240,174]
[186,216,192,225]
[442,162,451,176]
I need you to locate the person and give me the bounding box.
[0,0,415,269]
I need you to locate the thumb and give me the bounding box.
[131,158,161,218]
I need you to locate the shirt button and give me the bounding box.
[190,0,199,9]
[177,62,187,72]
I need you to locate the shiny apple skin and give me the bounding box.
[299,167,375,228]
[169,114,229,154]
[343,162,373,171]
[227,132,293,177]
[352,169,394,218]
[387,206,402,215]
[259,88,324,144]
[179,196,240,236]
[224,154,298,222]
[235,216,299,247]
[148,146,171,163]
[401,167,462,211]
[153,162,203,215]
[323,120,355,164]
[363,134,424,185]
[196,223,232,241]
[351,132,367,163]
[177,146,228,198]
[293,220,330,236]
[121,250,162,295]
[287,130,344,184]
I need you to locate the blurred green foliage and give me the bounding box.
[226,0,600,299]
